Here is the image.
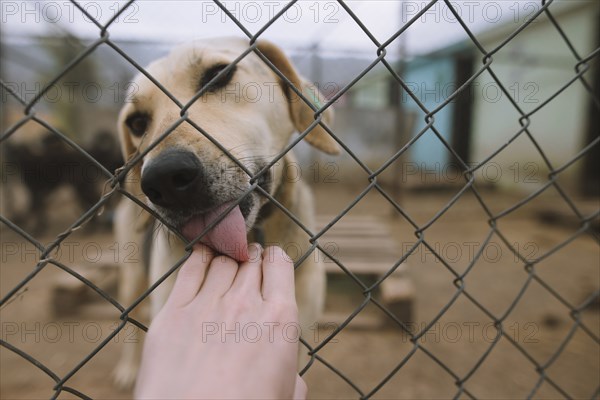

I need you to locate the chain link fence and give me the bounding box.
[1,0,599,399]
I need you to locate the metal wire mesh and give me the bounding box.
[1,0,599,399]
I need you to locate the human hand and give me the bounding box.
[134,243,307,400]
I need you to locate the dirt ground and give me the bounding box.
[1,183,599,399]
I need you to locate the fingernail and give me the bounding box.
[263,246,293,264]
[193,243,214,262]
[247,243,263,262]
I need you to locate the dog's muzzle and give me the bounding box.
[140,148,250,261]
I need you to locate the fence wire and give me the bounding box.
[1,0,599,399]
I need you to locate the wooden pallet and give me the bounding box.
[316,215,414,326]
[316,215,406,274]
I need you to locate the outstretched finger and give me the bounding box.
[261,246,295,303]
[194,255,239,301]
[165,244,214,308]
[227,243,263,297]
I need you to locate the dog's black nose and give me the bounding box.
[141,150,203,208]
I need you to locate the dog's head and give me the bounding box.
[117,37,339,260]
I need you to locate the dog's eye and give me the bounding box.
[199,63,236,93]
[125,113,150,137]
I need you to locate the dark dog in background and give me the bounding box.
[1,129,123,234]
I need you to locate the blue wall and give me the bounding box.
[403,56,456,168]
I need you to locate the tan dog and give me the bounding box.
[112,37,339,388]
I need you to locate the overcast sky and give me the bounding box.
[2,1,558,57]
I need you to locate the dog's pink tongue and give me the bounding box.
[182,203,249,262]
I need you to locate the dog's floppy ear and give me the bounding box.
[256,40,340,155]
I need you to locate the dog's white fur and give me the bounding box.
[112,37,339,388]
